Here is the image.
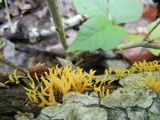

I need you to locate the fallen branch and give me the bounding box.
[28,15,83,38]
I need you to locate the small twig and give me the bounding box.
[115,40,160,50]
[45,0,69,50]
[143,19,160,41]
[0,57,28,74]
[116,19,160,50]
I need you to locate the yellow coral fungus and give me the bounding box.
[105,68,112,75]
[133,60,160,72]
[24,87,38,103]
[141,72,160,93]
[7,70,20,84]
[105,68,131,77]
[8,60,160,107]
[23,65,96,107]
[113,69,128,78]
[129,80,143,89]
[130,72,160,93]
[69,67,94,92]
[94,75,107,98]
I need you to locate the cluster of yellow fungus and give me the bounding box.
[9,65,106,107]
[127,60,160,93]
[105,68,131,78]
[132,60,160,72]
[23,66,97,107]
[105,60,160,94]
[130,72,160,93]
[8,70,20,84]
[93,75,109,98]
[141,72,160,93]
[8,60,160,107]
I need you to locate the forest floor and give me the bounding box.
[0,0,160,119]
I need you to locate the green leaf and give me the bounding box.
[149,48,160,56]
[147,19,160,40]
[0,0,2,3]
[127,34,141,42]
[67,16,126,52]
[109,0,143,24]
[73,0,107,17]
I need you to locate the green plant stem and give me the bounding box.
[4,0,11,26]
[0,57,28,74]
[144,19,160,41]
[66,52,85,62]
[115,40,160,50]
[45,0,68,50]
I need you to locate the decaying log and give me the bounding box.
[0,84,41,119]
